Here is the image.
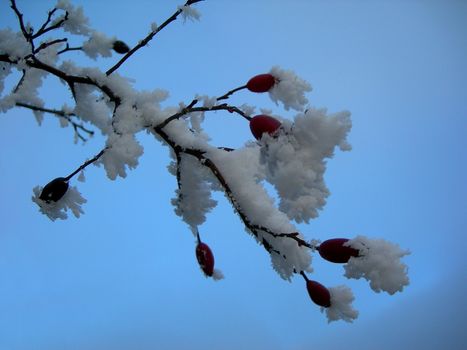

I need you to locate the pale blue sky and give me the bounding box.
[1,1,466,349]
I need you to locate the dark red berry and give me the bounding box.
[112,40,130,54]
[196,242,215,277]
[246,74,276,93]
[249,115,281,140]
[306,280,331,308]
[39,177,69,203]
[318,238,359,263]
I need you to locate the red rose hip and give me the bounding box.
[249,115,281,140]
[196,242,215,277]
[246,74,276,93]
[318,238,359,263]
[306,280,331,308]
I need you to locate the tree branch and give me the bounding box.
[33,38,67,54]
[32,9,69,39]
[15,102,95,142]
[10,0,31,42]
[154,125,310,258]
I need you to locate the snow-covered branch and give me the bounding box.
[0,0,410,323]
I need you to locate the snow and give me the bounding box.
[0,29,30,59]
[55,0,91,36]
[208,146,313,279]
[212,269,224,281]
[32,185,87,221]
[98,133,144,180]
[323,285,359,323]
[171,154,218,229]
[260,108,352,223]
[344,235,410,294]
[178,4,201,22]
[82,32,115,59]
[269,66,312,111]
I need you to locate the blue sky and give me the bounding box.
[0,0,466,349]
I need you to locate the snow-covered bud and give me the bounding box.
[318,238,359,263]
[306,279,331,308]
[112,40,130,54]
[246,74,276,93]
[39,177,69,203]
[249,115,281,140]
[196,242,215,277]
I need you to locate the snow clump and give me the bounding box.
[344,235,410,294]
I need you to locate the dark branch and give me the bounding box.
[10,0,31,41]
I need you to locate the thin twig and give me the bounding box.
[156,104,250,130]
[33,38,67,54]
[33,8,58,38]
[65,148,107,180]
[105,0,204,76]
[15,102,95,141]
[32,9,68,39]
[216,85,247,101]
[57,44,83,55]
[12,70,26,93]
[10,0,31,41]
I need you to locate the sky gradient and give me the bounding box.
[1,1,466,349]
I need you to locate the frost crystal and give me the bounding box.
[323,285,358,323]
[99,133,144,180]
[178,4,201,22]
[171,155,217,229]
[344,235,410,294]
[261,108,352,223]
[0,29,29,59]
[82,32,115,59]
[209,147,312,279]
[269,66,312,111]
[32,185,86,221]
[55,0,91,35]
[77,171,86,182]
[212,269,224,281]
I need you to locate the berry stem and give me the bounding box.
[216,84,247,101]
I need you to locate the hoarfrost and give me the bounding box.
[323,285,359,323]
[32,185,86,221]
[209,146,312,279]
[171,155,217,229]
[0,29,30,59]
[99,133,144,180]
[82,32,115,59]
[55,0,91,35]
[269,66,312,111]
[212,269,224,281]
[178,4,201,22]
[344,235,410,294]
[261,108,352,223]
